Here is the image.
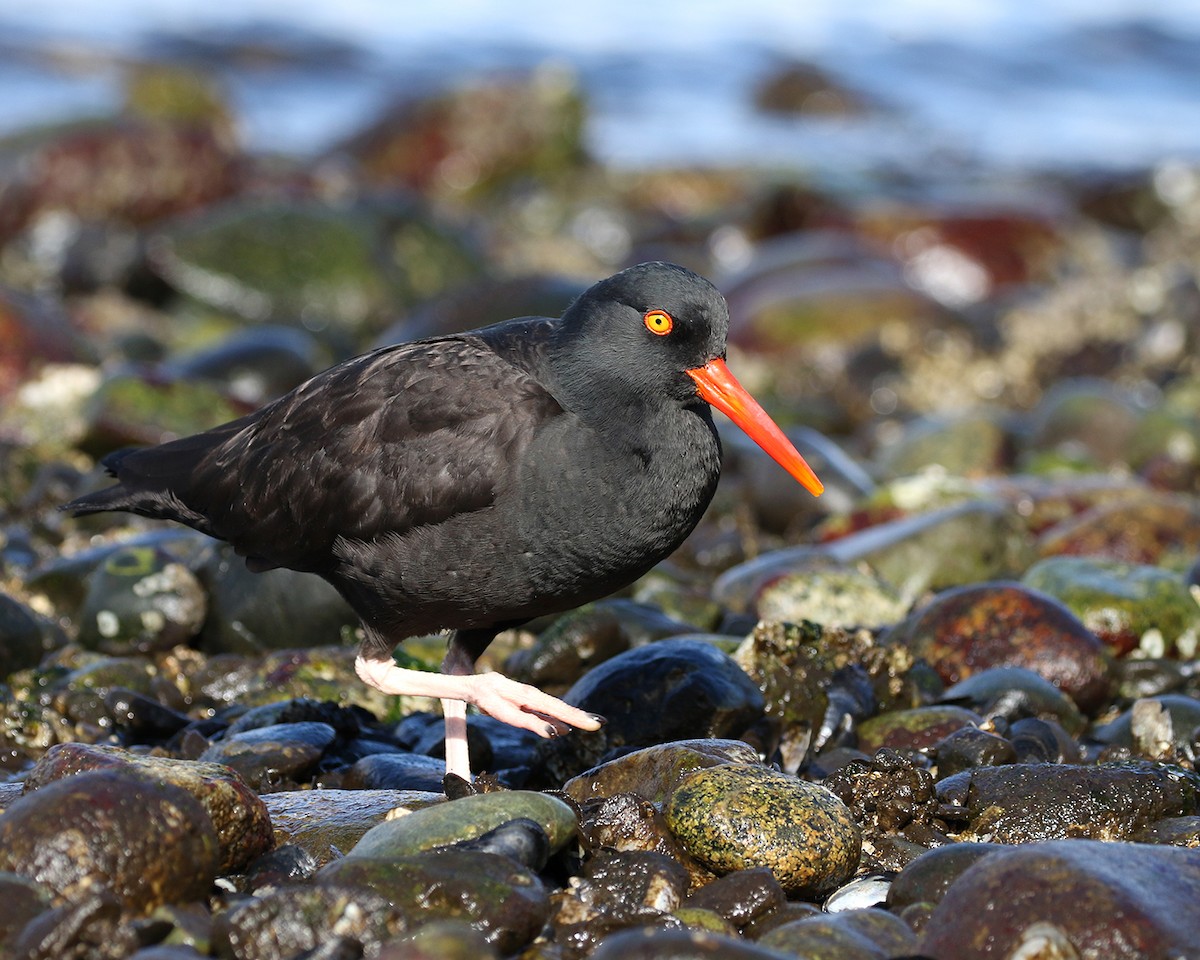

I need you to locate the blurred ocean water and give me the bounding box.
[2,0,1199,175]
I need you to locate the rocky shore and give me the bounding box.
[2,58,1200,959]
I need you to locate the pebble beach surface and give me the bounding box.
[2,28,1200,960]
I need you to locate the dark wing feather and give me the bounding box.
[68,326,563,574]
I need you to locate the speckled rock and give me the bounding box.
[1022,555,1200,657]
[0,769,219,911]
[666,764,860,898]
[317,849,549,954]
[563,739,762,807]
[753,567,908,631]
[856,705,982,754]
[937,762,1199,843]
[74,545,207,655]
[23,742,272,873]
[757,907,918,958]
[545,848,690,954]
[885,581,1112,712]
[919,840,1200,959]
[213,885,400,960]
[348,790,576,859]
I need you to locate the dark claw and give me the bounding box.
[588,713,608,725]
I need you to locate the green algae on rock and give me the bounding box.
[665,764,860,898]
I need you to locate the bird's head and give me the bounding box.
[555,262,823,497]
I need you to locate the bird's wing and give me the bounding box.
[106,330,563,571]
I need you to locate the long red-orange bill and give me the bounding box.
[687,358,824,497]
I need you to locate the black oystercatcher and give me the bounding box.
[65,262,823,780]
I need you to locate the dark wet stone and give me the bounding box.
[545,639,765,778]
[148,197,481,338]
[316,849,548,954]
[262,789,444,867]
[930,726,1017,779]
[449,817,550,872]
[575,793,707,889]
[936,762,1199,843]
[563,738,761,808]
[1007,716,1083,764]
[6,891,141,960]
[1131,815,1200,846]
[887,842,998,915]
[194,542,358,658]
[24,742,272,873]
[885,581,1112,713]
[684,867,786,928]
[104,686,193,741]
[342,752,449,792]
[757,907,918,957]
[505,600,690,690]
[1037,491,1200,567]
[919,840,1200,959]
[334,74,587,202]
[546,848,689,955]
[1093,694,1200,760]
[824,749,943,846]
[0,591,50,677]
[75,545,207,655]
[214,885,400,960]
[244,844,319,893]
[0,769,219,911]
[857,705,982,754]
[0,871,54,951]
[348,790,576,859]
[589,926,786,959]
[939,666,1086,736]
[198,720,338,785]
[1023,554,1200,657]
[666,763,860,898]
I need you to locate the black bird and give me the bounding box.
[65,262,823,780]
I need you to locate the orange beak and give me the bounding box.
[687,358,824,497]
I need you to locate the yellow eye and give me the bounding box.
[643,309,674,336]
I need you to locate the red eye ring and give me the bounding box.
[643,309,673,336]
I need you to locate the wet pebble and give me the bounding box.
[757,907,918,958]
[856,704,982,754]
[546,638,765,778]
[563,738,761,807]
[0,769,219,911]
[261,788,444,867]
[937,761,1199,842]
[1092,694,1200,760]
[683,866,785,929]
[0,591,51,676]
[347,789,576,859]
[1037,491,1200,567]
[1023,554,1200,657]
[588,926,791,959]
[341,751,449,792]
[317,849,549,955]
[939,666,1086,735]
[666,763,860,898]
[213,885,399,960]
[919,840,1200,959]
[24,742,272,873]
[198,720,338,785]
[885,581,1112,712]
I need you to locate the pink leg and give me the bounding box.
[354,656,603,780]
[442,698,471,780]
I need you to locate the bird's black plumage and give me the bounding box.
[66,262,821,779]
